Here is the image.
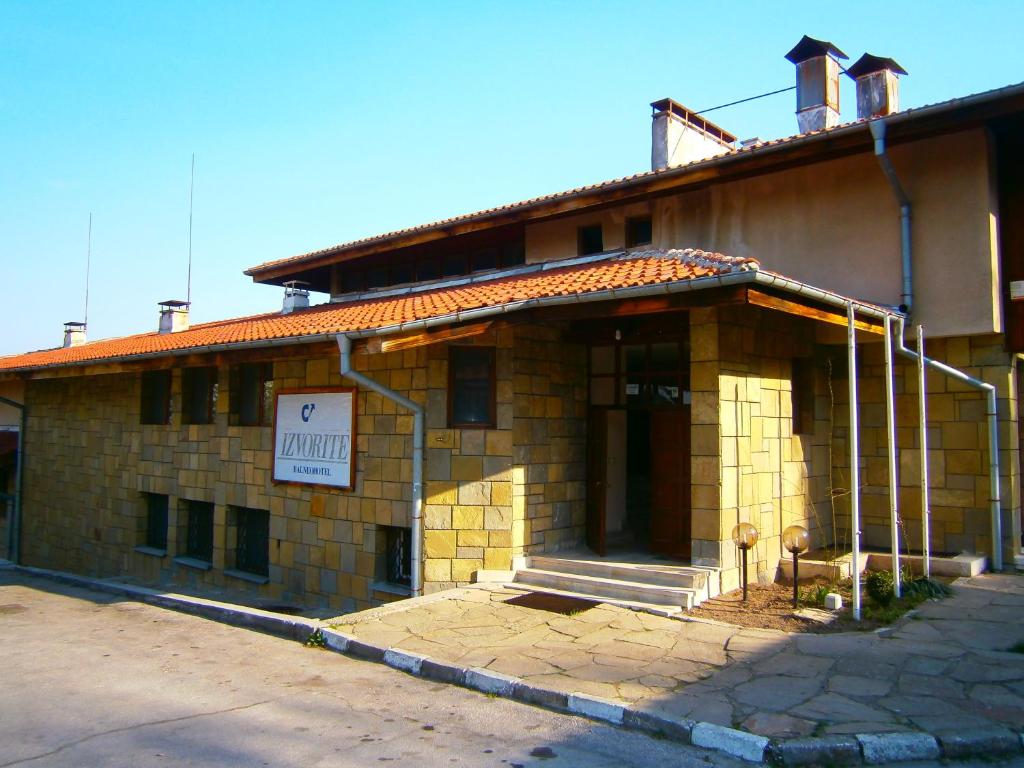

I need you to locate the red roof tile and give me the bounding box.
[0,250,757,373]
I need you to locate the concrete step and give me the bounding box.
[501,582,684,617]
[513,567,697,610]
[528,556,707,589]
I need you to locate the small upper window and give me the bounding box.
[626,216,653,248]
[230,363,274,427]
[182,367,218,425]
[577,224,604,256]
[140,370,171,425]
[449,346,496,428]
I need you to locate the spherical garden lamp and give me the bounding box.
[782,524,811,608]
[731,522,759,603]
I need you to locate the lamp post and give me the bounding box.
[783,524,811,608]
[731,523,759,602]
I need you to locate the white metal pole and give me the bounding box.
[884,315,901,598]
[917,325,931,578]
[848,303,862,620]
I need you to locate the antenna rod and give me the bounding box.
[85,212,92,328]
[187,153,195,305]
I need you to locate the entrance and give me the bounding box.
[585,328,691,560]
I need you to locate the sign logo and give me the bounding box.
[301,403,316,422]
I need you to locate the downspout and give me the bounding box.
[847,303,863,621]
[336,335,424,596]
[893,316,1003,571]
[0,395,24,565]
[870,119,914,314]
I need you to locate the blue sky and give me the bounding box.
[2,1,1022,356]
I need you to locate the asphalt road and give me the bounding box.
[0,570,744,768]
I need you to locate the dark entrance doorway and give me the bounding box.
[585,322,691,559]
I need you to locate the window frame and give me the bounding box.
[181,366,218,425]
[577,224,604,256]
[448,346,497,429]
[183,499,214,563]
[230,506,270,578]
[229,362,274,427]
[140,369,172,425]
[625,216,653,248]
[141,492,169,552]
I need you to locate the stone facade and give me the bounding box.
[831,333,1020,561]
[689,306,832,591]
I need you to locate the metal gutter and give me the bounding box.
[0,395,24,564]
[336,335,424,597]
[870,119,914,314]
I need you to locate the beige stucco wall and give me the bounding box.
[524,129,999,339]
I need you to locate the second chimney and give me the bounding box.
[63,321,86,348]
[847,54,908,120]
[785,35,848,133]
[158,300,190,334]
[282,280,310,314]
[650,99,737,171]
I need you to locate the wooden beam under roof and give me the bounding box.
[746,289,886,333]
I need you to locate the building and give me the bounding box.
[2,38,1022,612]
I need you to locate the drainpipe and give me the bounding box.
[336,335,424,596]
[847,303,862,621]
[0,395,24,565]
[883,315,902,596]
[870,118,913,315]
[892,316,1002,571]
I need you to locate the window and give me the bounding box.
[383,525,412,587]
[141,493,168,551]
[626,216,653,247]
[182,367,218,425]
[449,346,496,428]
[791,358,816,436]
[577,224,604,256]
[140,370,171,425]
[183,500,214,563]
[229,506,269,577]
[229,363,274,426]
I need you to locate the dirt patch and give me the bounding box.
[689,580,892,634]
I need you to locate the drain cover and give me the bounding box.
[504,592,598,615]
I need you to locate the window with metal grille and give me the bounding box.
[448,346,495,428]
[182,367,218,425]
[143,493,168,551]
[229,362,274,426]
[231,507,269,577]
[184,500,214,562]
[140,369,171,424]
[384,526,411,587]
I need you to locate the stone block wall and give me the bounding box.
[512,325,587,555]
[831,333,1020,561]
[421,328,515,593]
[690,306,833,591]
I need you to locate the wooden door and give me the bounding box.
[649,407,691,558]
[586,407,608,556]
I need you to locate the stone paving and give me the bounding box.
[330,574,1024,739]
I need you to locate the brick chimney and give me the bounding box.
[158,300,190,334]
[63,321,86,348]
[650,98,737,171]
[846,54,907,119]
[785,35,848,133]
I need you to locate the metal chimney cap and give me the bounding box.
[63,321,86,329]
[158,299,190,309]
[846,53,908,79]
[785,35,848,64]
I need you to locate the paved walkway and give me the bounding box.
[331,574,1024,739]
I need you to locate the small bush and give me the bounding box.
[305,629,327,648]
[865,570,895,606]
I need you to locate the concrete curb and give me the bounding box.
[10,565,1023,766]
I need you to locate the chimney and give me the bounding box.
[650,99,737,171]
[785,35,849,133]
[282,280,310,314]
[846,54,907,119]
[63,321,86,348]
[158,300,190,334]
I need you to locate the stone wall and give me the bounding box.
[690,306,834,591]
[512,325,587,556]
[831,333,1020,562]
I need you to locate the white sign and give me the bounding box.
[273,389,355,489]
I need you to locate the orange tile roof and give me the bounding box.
[0,250,758,373]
